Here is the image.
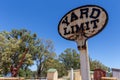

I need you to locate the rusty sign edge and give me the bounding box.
[58,5,108,41]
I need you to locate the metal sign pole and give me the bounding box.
[80,49,91,80]
[77,41,91,80]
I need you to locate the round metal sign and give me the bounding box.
[58,5,108,41]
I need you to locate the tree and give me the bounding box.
[18,68,33,78]
[0,33,6,75]
[0,31,21,75]
[59,48,80,70]
[0,29,38,76]
[43,57,68,78]
[90,59,110,71]
[34,39,56,78]
[59,48,110,73]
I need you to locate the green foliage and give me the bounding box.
[0,74,3,77]
[0,29,110,77]
[0,29,57,77]
[59,48,80,70]
[90,59,110,71]
[43,58,68,77]
[18,68,26,77]
[18,68,33,78]
[0,29,38,76]
[34,39,56,77]
[58,48,110,77]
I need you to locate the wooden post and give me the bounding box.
[70,68,74,80]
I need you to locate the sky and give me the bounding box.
[0,0,120,70]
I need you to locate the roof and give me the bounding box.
[112,68,120,72]
[47,68,57,73]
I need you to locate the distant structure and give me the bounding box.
[67,69,94,80]
[94,69,106,80]
[112,68,120,80]
[47,68,58,80]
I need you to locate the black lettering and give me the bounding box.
[76,24,84,33]
[64,27,70,35]
[84,22,89,30]
[91,19,99,29]
[68,22,90,37]
[90,8,100,19]
[75,21,90,33]
[76,24,80,33]
[71,12,78,22]
[77,22,90,31]
[80,8,89,18]
[62,16,70,26]
[71,26,75,34]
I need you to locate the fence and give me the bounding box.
[0,77,24,80]
[25,77,47,80]
[101,77,117,80]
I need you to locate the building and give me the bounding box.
[47,68,58,80]
[112,68,120,80]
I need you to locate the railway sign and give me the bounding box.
[58,5,108,49]
[58,5,108,80]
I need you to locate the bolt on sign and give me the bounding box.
[58,5,108,49]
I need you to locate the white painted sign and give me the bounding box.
[58,5,108,42]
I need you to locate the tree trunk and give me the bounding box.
[10,48,28,77]
[37,64,42,78]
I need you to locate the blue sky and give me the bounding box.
[0,0,120,70]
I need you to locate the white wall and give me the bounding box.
[112,68,120,80]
